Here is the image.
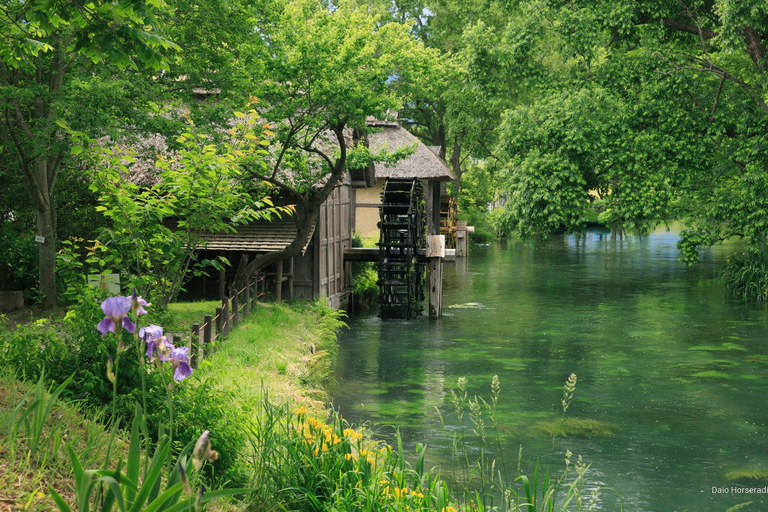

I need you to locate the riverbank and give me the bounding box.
[0,300,346,510]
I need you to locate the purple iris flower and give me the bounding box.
[97,296,135,335]
[139,324,163,342]
[131,289,150,315]
[146,334,172,361]
[169,345,193,380]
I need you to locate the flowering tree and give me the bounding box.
[86,114,291,308]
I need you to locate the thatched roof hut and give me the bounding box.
[366,120,456,182]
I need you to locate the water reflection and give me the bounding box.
[332,230,768,511]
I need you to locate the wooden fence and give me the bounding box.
[169,275,264,369]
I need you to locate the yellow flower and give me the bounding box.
[321,443,328,452]
[345,453,354,461]
[293,406,308,416]
[313,446,319,456]
[441,507,457,512]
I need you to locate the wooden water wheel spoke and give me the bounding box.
[377,178,426,319]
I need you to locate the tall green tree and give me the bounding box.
[234,0,441,282]
[0,0,176,306]
[493,0,768,261]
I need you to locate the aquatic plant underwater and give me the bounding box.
[436,373,620,512]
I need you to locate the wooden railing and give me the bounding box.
[169,275,265,368]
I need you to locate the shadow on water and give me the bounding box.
[332,229,768,511]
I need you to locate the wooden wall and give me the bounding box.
[291,179,352,309]
[317,180,352,308]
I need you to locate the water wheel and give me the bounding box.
[377,178,426,319]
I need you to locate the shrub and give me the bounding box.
[722,249,768,301]
[351,231,379,311]
[169,374,257,488]
[0,223,37,296]
[460,209,496,247]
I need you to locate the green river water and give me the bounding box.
[331,229,768,511]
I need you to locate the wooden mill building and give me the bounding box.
[187,120,455,312]
[187,175,353,309]
[353,120,456,239]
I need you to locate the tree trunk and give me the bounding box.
[451,136,462,195]
[36,190,58,308]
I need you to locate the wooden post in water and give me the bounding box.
[190,323,201,367]
[203,314,212,356]
[275,260,283,301]
[427,235,445,319]
[456,221,468,257]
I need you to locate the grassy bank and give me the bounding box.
[0,371,122,511]
[194,301,344,412]
[0,299,347,510]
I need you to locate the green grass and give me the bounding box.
[194,301,345,413]
[0,369,124,511]
[167,300,220,330]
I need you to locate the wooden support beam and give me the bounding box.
[345,247,456,262]
[427,180,441,236]
[427,235,445,319]
[275,260,283,301]
[289,257,295,299]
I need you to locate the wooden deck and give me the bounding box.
[344,247,456,262]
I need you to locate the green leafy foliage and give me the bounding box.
[49,405,250,512]
[350,232,378,311]
[84,115,292,307]
[248,399,454,512]
[0,0,180,307]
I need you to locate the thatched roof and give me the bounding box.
[367,121,456,182]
